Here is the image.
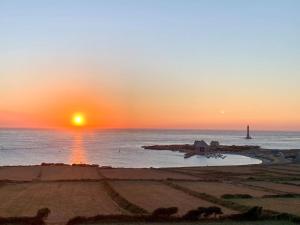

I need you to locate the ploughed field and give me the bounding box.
[243,181,300,194]
[0,182,124,224]
[0,163,299,225]
[233,198,300,216]
[99,168,198,180]
[110,180,235,215]
[172,181,271,197]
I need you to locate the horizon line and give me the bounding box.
[0,126,300,133]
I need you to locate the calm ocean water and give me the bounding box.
[0,129,299,167]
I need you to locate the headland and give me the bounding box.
[143,141,300,164]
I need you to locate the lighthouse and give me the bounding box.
[246,125,252,139]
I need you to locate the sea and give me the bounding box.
[0,129,299,168]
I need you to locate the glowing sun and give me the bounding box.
[71,113,86,127]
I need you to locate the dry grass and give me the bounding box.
[0,166,40,181]
[0,182,124,224]
[283,181,300,185]
[100,168,198,180]
[164,169,218,179]
[165,166,263,181]
[173,181,271,197]
[234,198,300,216]
[172,165,261,174]
[110,181,235,215]
[269,165,300,173]
[284,164,300,169]
[259,168,300,176]
[207,166,261,174]
[40,165,101,181]
[245,181,300,194]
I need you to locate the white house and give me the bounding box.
[194,140,209,153]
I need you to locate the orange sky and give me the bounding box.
[1,65,299,130]
[0,63,300,130]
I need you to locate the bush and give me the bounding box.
[204,206,223,217]
[241,206,263,220]
[197,206,223,218]
[182,209,202,221]
[41,163,67,166]
[36,208,50,219]
[182,206,223,220]
[262,193,300,198]
[152,207,178,217]
[224,206,263,221]
[275,213,293,221]
[273,213,300,223]
[222,194,253,199]
[197,207,207,216]
[0,208,50,225]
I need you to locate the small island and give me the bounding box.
[143,140,300,164]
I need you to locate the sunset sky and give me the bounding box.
[1,0,300,130]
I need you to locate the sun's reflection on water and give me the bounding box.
[70,132,87,164]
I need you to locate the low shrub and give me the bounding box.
[262,193,300,198]
[241,206,263,220]
[36,208,50,219]
[274,213,293,221]
[182,209,202,221]
[0,208,50,225]
[67,214,183,225]
[100,166,112,169]
[227,206,263,221]
[222,194,253,199]
[41,162,67,166]
[273,213,300,223]
[182,206,223,221]
[152,207,178,217]
[200,206,223,218]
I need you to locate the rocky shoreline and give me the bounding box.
[142,143,300,165]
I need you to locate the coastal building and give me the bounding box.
[210,141,220,148]
[194,140,209,153]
